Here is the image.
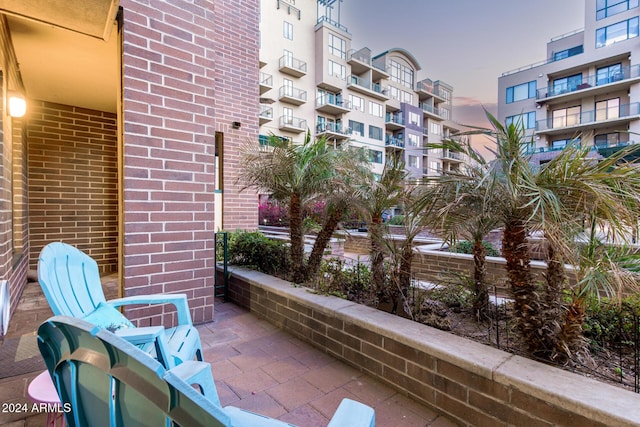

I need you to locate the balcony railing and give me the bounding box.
[416,81,446,99]
[316,94,350,110]
[316,122,351,136]
[385,112,404,126]
[442,149,463,161]
[279,85,307,103]
[347,48,371,66]
[385,136,405,148]
[259,104,273,118]
[526,140,637,155]
[260,72,273,87]
[276,0,300,19]
[537,65,640,99]
[419,102,441,117]
[348,75,387,96]
[279,115,306,131]
[536,103,640,132]
[279,55,307,77]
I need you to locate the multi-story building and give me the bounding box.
[498,0,640,165]
[259,0,464,181]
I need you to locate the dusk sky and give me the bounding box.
[339,0,585,135]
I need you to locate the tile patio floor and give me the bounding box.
[0,276,458,426]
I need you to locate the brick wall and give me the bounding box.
[27,101,118,273]
[222,267,640,427]
[119,0,259,325]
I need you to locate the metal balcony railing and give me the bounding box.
[279,115,306,129]
[348,75,386,96]
[279,85,307,101]
[260,72,273,87]
[536,103,640,131]
[279,55,307,74]
[385,136,405,148]
[419,102,441,117]
[316,122,351,135]
[259,104,273,118]
[316,94,351,109]
[537,65,640,99]
[385,112,404,126]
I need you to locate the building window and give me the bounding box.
[552,106,581,128]
[552,73,582,95]
[506,81,536,103]
[596,16,639,47]
[596,63,623,85]
[506,111,536,129]
[350,120,364,137]
[430,161,441,173]
[408,155,419,168]
[328,34,346,59]
[596,0,639,20]
[389,59,414,89]
[408,112,420,126]
[552,139,569,150]
[440,108,450,120]
[283,21,293,40]
[349,94,364,112]
[369,125,383,140]
[369,149,383,164]
[430,122,441,135]
[407,133,419,147]
[368,101,383,118]
[553,45,583,61]
[328,60,346,80]
[595,98,620,120]
[595,132,620,147]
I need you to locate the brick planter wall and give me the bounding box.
[219,266,640,427]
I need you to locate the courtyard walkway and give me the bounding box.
[0,277,458,426]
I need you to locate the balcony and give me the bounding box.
[316,94,351,115]
[259,104,273,125]
[347,48,389,80]
[385,135,405,149]
[419,102,442,119]
[279,85,307,106]
[279,55,307,78]
[276,0,300,19]
[316,122,351,140]
[279,115,307,133]
[536,65,640,105]
[347,75,389,101]
[416,80,446,103]
[442,149,464,162]
[385,112,404,131]
[259,72,273,94]
[535,103,640,135]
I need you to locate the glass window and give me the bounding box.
[408,112,420,126]
[595,132,620,147]
[430,161,441,173]
[349,94,364,112]
[553,45,583,61]
[389,59,414,88]
[430,122,441,135]
[506,81,536,103]
[552,106,581,128]
[506,112,536,129]
[596,63,623,85]
[283,21,293,40]
[368,101,383,118]
[596,0,639,20]
[369,149,383,164]
[596,16,640,47]
[408,155,419,168]
[328,60,346,79]
[596,98,620,121]
[369,125,383,140]
[328,34,346,59]
[407,133,419,147]
[552,73,583,95]
[349,120,364,137]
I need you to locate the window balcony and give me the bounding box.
[347,75,389,101]
[442,149,464,162]
[276,0,300,19]
[279,85,307,106]
[259,104,273,125]
[536,65,640,104]
[385,135,405,149]
[259,72,273,95]
[416,80,446,103]
[535,102,640,135]
[316,95,351,115]
[316,122,351,140]
[279,55,307,78]
[419,102,442,119]
[385,112,404,130]
[279,115,307,133]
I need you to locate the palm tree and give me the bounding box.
[238,133,349,283]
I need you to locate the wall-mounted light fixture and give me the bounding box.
[232,121,241,129]
[8,93,26,118]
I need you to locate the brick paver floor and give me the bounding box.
[0,276,458,426]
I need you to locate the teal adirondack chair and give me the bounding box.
[37,242,203,368]
[37,316,376,427]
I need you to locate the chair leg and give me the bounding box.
[166,361,221,406]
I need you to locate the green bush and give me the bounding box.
[451,240,500,257]
[226,230,290,276]
[388,215,404,225]
[316,258,373,304]
[583,295,640,350]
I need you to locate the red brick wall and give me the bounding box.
[27,101,118,273]
[120,0,259,325]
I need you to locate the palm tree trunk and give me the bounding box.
[502,219,543,355]
[370,216,386,298]
[556,297,587,360]
[471,238,489,318]
[542,240,565,356]
[306,207,344,281]
[289,193,306,283]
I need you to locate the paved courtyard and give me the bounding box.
[0,276,457,426]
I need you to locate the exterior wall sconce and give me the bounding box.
[232,121,241,129]
[8,93,26,118]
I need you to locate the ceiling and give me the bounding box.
[1,0,120,113]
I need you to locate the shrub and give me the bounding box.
[451,240,500,257]
[583,295,640,350]
[316,258,374,304]
[227,230,290,276]
[388,215,405,226]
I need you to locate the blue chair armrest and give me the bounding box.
[166,361,221,405]
[108,294,193,326]
[116,326,174,368]
[327,398,375,427]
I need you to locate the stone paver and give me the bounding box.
[0,277,460,426]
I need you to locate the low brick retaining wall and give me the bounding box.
[217,266,640,427]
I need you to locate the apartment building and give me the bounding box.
[259,0,464,180]
[498,0,640,165]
